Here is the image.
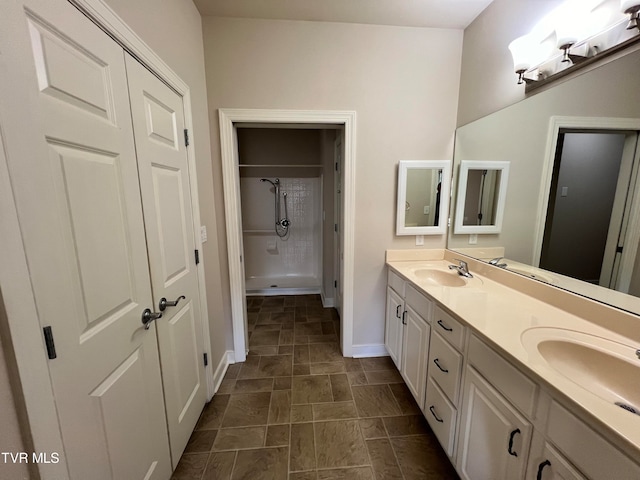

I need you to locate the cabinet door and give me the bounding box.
[457,367,532,480]
[527,434,585,480]
[400,305,430,408]
[385,287,404,369]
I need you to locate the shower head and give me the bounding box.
[260,178,279,187]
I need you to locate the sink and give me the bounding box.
[521,328,640,414]
[412,268,468,287]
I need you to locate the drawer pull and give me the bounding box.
[396,304,402,318]
[437,319,453,332]
[429,405,444,423]
[536,460,551,480]
[402,310,407,325]
[433,358,449,373]
[507,428,521,457]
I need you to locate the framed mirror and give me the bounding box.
[453,160,509,234]
[396,160,451,236]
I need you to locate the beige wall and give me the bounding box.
[103,0,231,361]
[202,17,463,347]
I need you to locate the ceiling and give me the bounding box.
[192,0,495,29]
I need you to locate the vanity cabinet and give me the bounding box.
[384,284,404,369]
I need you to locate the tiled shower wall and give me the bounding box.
[241,176,322,291]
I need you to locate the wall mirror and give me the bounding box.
[448,46,640,316]
[396,160,451,236]
[453,160,509,234]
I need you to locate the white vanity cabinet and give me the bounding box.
[384,281,404,369]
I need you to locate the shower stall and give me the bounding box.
[238,128,334,297]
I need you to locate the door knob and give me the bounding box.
[141,308,162,330]
[158,295,186,311]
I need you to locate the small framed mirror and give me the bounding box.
[454,160,510,234]
[396,160,451,236]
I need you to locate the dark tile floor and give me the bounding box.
[171,294,459,480]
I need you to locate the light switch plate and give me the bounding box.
[200,225,208,243]
[469,234,478,245]
[416,235,424,246]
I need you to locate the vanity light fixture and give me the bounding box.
[622,0,640,30]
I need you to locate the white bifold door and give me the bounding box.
[3,0,207,478]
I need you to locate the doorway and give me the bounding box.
[219,109,356,362]
[540,129,640,289]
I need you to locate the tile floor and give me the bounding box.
[171,294,460,480]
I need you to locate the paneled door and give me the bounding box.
[125,56,207,465]
[7,0,172,478]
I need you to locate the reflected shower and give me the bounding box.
[260,178,291,238]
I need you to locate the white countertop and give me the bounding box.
[386,255,640,460]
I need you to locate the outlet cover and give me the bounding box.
[416,235,424,246]
[469,234,477,245]
[200,225,208,243]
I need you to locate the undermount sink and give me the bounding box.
[412,268,468,287]
[521,327,640,415]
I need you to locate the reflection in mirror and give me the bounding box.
[454,161,509,234]
[448,46,640,315]
[396,160,451,236]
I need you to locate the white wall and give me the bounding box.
[203,16,462,348]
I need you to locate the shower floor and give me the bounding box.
[245,275,321,296]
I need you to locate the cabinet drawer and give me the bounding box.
[433,306,466,351]
[405,284,431,319]
[468,335,537,417]
[428,331,463,404]
[388,269,405,296]
[546,400,640,480]
[425,376,457,458]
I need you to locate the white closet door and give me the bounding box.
[6,1,172,478]
[125,55,207,465]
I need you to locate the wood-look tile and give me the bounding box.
[364,369,404,385]
[352,385,402,418]
[388,383,422,415]
[255,312,273,324]
[231,447,288,480]
[222,392,271,427]
[217,378,236,394]
[213,426,266,451]
[273,376,292,390]
[184,429,217,453]
[225,364,242,380]
[254,324,283,331]
[383,415,430,437]
[237,356,261,379]
[316,467,374,480]
[250,346,280,356]
[271,311,294,323]
[250,330,281,346]
[171,453,208,480]
[314,420,369,469]
[295,322,323,336]
[291,404,313,423]
[278,345,294,355]
[268,390,291,424]
[289,472,317,480]
[258,355,292,377]
[312,402,357,421]
[197,395,230,430]
[294,345,310,364]
[279,330,294,345]
[309,343,343,363]
[391,435,459,480]
[234,378,274,393]
[321,321,335,334]
[293,364,311,376]
[347,371,368,386]
[290,423,316,471]
[294,335,310,345]
[359,418,387,439]
[366,439,403,480]
[359,357,396,372]
[308,334,339,344]
[310,362,345,375]
[266,424,290,447]
[329,374,352,402]
[202,451,236,480]
[292,375,333,404]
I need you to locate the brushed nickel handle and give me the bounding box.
[141,308,162,330]
[159,295,186,312]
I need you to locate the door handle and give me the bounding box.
[158,295,186,312]
[141,308,162,330]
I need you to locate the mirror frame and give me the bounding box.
[396,160,451,236]
[454,160,510,234]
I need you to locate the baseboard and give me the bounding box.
[212,350,236,397]
[351,344,389,358]
[320,290,334,308]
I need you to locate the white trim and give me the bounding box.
[351,344,389,358]
[212,350,236,394]
[320,292,335,308]
[219,109,357,360]
[534,116,640,266]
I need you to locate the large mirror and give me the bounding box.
[454,160,509,234]
[448,47,640,315]
[397,160,451,235]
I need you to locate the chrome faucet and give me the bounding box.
[449,259,473,278]
[489,257,508,268]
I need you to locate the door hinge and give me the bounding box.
[43,326,57,360]
[617,245,624,253]
[203,353,208,367]
[184,129,190,147]
[194,249,200,265]
[335,162,338,172]
[334,280,337,288]
[334,224,338,232]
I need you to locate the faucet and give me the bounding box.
[489,257,508,268]
[449,259,473,278]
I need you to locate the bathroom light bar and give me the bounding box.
[509,0,640,91]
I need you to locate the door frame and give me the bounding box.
[219,109,357,362]
[0,1,212,478]
[535,116,640,287]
